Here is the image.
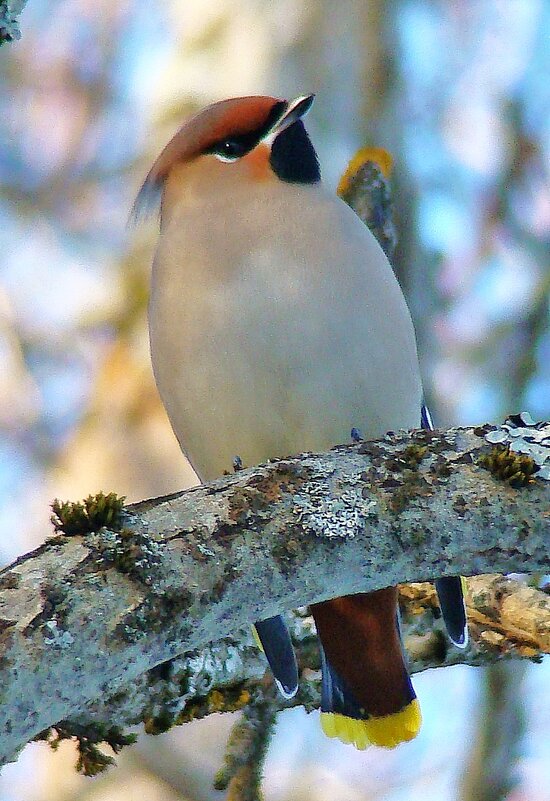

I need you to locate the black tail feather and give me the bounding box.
[434,576,468,647]
[422,403,468,648]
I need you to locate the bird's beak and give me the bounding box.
[264,94,315,141]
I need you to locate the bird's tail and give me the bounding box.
[311,588,421,749]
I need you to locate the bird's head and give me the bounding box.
[133,94,319,223]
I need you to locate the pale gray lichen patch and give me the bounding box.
[184,644,246,699]
[286,608,316,642]
[91,528,165,586]
[196,542,216,558]
[43,620,74,649]
[292,472,377,538]
[143,641,264,729]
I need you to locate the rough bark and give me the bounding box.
[0,423,548,767]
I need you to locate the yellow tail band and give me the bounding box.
[321,699,422,750]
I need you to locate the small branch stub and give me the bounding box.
[0,0,25,44]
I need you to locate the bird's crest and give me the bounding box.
[130,96,286,223]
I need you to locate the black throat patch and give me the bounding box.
[270,120,321,184]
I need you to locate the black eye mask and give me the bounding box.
[269,120,320,184]
[204,100,287,161]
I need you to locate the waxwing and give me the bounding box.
[135,94,467,749]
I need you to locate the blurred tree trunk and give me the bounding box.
[460,662,527,801]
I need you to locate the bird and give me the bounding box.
[134,94,467,749]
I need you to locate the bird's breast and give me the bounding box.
[149,183,422,481]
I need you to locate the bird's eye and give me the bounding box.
[221,140,241,157]
[211,139,248,162]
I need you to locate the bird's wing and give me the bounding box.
[252,615,299,699]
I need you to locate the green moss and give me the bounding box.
[51,492,125,536]
[387,469,433,515]
[176,685,252,726]
[401,444,428,468]
[144,711,175,735]
[76,743,116,776]
[479,446,538,488]
[34,722,137,776]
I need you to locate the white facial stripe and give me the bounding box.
[212,153,240,163]
[261,94,315,145]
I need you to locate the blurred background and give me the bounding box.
[1,0,549,799]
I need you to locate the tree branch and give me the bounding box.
[0,423,548,768]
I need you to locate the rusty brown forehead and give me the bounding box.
[147,96,283,186]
